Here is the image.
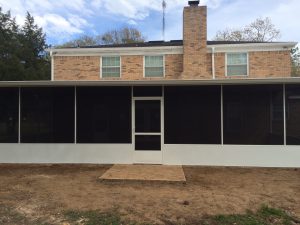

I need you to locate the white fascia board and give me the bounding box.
[207,42,297,53]
[2,77,300,87]
[47,42,297,56]
[49,46,183,56]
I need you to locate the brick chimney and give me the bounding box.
[182,1,210,78]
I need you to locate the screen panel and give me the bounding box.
[135,100,161,133]
[21,87,75,143]
[164,86,221,144]
[135,135,161,151]
[286,84,300,145]
[133,86,162,97]
[77,86,131,143]
[0,88,19,143]
[223,85,283,145]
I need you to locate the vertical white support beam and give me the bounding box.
[212,47,216,79]
[221,84,224,145]
[50,51,54,81]
[161,85,165,162]
[18,87,21,144]
[131,86,135,155]
[283,84,286,146]
[74,86,77,144]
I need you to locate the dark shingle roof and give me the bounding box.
[63,40,280,49]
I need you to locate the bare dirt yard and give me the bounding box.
[0,164,299,224]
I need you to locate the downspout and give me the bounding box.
[212,47,216,79]
[50,50,54,81]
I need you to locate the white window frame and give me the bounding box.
[225,52,249,77]
[100,56,121,78]
[143,55,165,78]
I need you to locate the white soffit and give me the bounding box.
[48,42,297,56]
[208,42,297,53]
[50,46,183,56]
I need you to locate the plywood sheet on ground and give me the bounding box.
[99,164,186,182]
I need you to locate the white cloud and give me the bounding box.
[35,14,84,37]
[0,0,298,44]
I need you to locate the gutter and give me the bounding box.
[2,78,300,87]
[45,42,297,56]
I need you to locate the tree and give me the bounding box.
[214,17,281,42]
[291,47,300,77]
[0,8,25,80]
[0,9,50,81]
[20,12,50,80]
[59,27,146,48]
[101,27,145,45]
[60,35,98,48]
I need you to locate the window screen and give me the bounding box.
[76,87,131,143]
[133,86,162,97]
[0,88,19,143]
[144,56,164,77]
[227,53,248,76]
[165,86,221,144]
[286,85,300,145]
[21,87,75,143]
[135,135,161,151]
[223,85,283,145]
[102,56,121,78]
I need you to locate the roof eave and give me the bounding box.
[1,78,300,87]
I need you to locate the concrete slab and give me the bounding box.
[100,164,186,182]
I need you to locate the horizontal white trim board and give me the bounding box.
[2,78,300,87]
[1,144,300,167]
[50,46,183,56]
[0,144,133,164]
[163,145,300,167]
[48,42,296,56]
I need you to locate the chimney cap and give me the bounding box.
[188,0,200,6]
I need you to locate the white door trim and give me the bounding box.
[132,95,164,164]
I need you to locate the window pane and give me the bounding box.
[135,135,161,151]
[286,85,300,145]
[227,65,247,76]
[227,53,247,65]
[21,87,75,143]
[102,67,120,77]
[77,87,131,143]
[145,67,164,77]
[102,56,120,67]
[0,88,19,143]
[223,85,283,145]
[165,86,221,144]
[145,56,163,67]
[145,56,164,77]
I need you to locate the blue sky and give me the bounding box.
[0,0,299,46]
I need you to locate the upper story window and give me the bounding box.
[144,55,164,77]
[101,56,121,78]
[226,53,248,76]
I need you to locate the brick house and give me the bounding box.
[0,0,299,167]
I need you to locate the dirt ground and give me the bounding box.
[0,164,299,224]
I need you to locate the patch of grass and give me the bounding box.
[63,206,300,225]
[204,205,296,225]
[0,204,53,225]
[0,204,29,225]
[64,210,125,225]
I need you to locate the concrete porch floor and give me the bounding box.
[99,164,186,182]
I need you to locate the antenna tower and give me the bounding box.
[162,0,166,40]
